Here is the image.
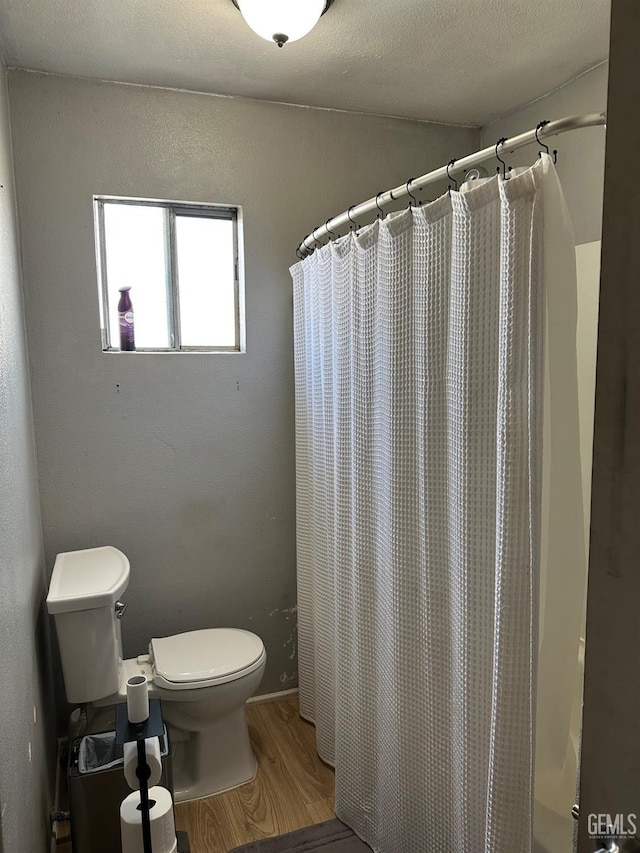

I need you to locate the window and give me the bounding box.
[94,197,243,352]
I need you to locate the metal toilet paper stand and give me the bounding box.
[116,698,190,853]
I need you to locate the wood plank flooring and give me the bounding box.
[175,695,336,852]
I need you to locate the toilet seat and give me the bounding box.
[150,628,265,691]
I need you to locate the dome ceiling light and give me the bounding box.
[231,0,335,48]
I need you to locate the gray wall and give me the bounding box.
[0,62,56,853]
[482,63,608,245]
[578,1,640,848]
[9,70,478,702]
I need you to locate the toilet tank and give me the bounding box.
[46,547,130,704]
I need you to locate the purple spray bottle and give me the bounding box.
[117,286,135,351]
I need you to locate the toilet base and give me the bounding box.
[86,651,266,804]
[169,706,258,802]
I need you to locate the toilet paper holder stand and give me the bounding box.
[116,699,191,853]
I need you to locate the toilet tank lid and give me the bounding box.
[46,546,130,614]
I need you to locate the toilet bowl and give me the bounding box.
[46,546,266,802]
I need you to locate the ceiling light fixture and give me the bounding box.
[231,0,335,48]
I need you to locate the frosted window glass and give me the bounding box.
[103,204,171,348]
[175,216,236,347]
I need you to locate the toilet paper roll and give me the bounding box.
[120,786,177,853]
[123,736,162,790]
[126,675,149,724]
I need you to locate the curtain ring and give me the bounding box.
[535,120,558,163]
[406,178,419,208]
[347,205,358,232]
[495,138,512,180]
[375,192,386,220]
[325,218,337,241]
[446,159,458,194]
[535,120,550,158]
[296,246,304,260]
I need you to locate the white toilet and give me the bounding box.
[46,546,266,802]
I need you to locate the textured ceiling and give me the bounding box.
[0,0,610,125]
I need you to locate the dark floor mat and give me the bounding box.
[228,819,372,852]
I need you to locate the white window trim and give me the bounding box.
[93,195,245,353]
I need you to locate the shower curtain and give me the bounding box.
[291,154,586,853]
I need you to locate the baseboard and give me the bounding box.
[247,687,299,706]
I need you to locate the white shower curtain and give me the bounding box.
[291,155,585,853]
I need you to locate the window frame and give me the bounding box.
[94,195,244,353]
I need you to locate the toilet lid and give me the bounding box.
[150,628,265,690]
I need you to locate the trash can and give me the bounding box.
[67,727,174,853]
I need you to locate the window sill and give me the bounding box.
[102,348,243,354]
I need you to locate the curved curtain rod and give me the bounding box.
[297,111,606,257]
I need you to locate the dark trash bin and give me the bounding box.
[67,727,173,853]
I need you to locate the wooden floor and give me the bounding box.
[175,695,336,852]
